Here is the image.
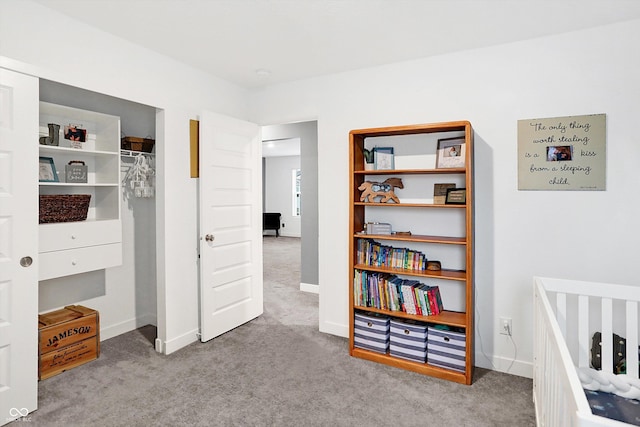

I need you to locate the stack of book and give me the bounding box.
[356,239,428,271]
[353,270,444,316]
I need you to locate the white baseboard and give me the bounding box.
[162,328,199,355]
[99,313,157,341]
[300,282,319,294]
[475,353,533,378]
[319,320,348,338]
[99,318,138,341]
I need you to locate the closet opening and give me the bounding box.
[38,79,159,348]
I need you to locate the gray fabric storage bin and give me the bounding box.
[427,326,466,372]
[390,319,428,363]
[354,312,390,354]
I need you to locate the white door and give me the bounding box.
[0,68,39,424]
[199,111,263,342]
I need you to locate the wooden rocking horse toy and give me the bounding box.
[358,177,404,203]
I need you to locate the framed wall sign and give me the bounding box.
[518,114,606,190]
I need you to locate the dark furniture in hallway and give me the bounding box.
[263,213,281,237]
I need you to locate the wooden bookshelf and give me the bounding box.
[348,121,474,385]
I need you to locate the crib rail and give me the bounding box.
[534,277,589,426]
[534,277,640,427]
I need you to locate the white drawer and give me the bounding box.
[39,220,121,253]
[39,243,122,281]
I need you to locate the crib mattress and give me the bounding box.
[585,389,640,426]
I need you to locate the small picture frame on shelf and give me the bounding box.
[433,183,456,204]
[374,147,394,170]
[445,188,466,205]
[64,124,87,148]
[436,137,465,169]
[39,156,58,182]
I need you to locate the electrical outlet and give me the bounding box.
[499,317,512,336]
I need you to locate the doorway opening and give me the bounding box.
[261,121,318,294]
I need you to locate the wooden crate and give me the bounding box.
[38,305,100,380]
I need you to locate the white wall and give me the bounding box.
[0,0,250,353]
[250,19,640,377]
[264,156,301,237]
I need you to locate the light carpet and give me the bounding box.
[25,236,535,426]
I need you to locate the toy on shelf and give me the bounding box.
[358,178,403,203]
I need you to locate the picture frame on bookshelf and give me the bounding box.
[445,188,466,205]
[433,183,456,204]
[374,147,394,170]
[39,156,58,182]
[436,137,465,169]
[64,124,87,148]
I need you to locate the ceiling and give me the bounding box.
[32,0,640,89]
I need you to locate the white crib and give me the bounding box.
[533,276,640,427]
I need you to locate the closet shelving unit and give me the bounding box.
[348,121,474,385]
[38,102,122,280]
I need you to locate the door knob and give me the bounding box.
[205,234,215,242]
[20,256,33,267]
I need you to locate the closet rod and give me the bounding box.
[120,149,155,158]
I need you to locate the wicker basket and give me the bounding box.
[39,194,91,224]
[121,136,155,153]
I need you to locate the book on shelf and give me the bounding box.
[357,238,428,272]
[434,288,442,315]
[417,284,431,315]
[353,270,444,317]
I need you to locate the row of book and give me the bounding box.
[353,270,444,316]
[357,238,428,271]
